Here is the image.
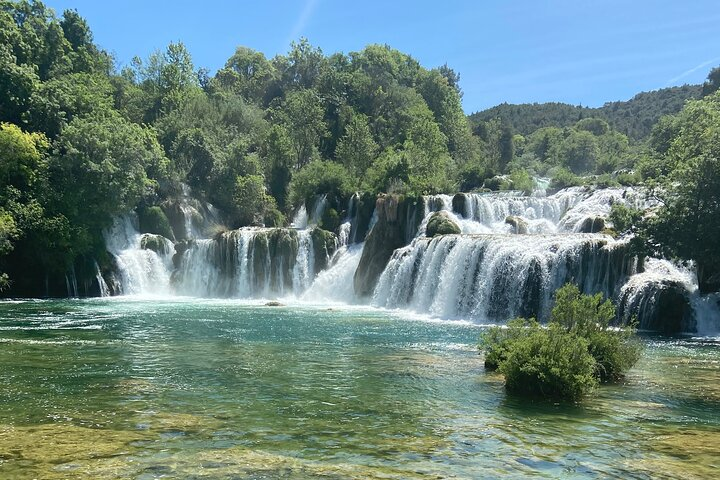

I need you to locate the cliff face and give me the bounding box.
[353,195,423,297]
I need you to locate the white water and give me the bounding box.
[302,244,364,303]
[104,216,173,295]
[292,230,316,293]
[103,187,720,333]
[372,234,635,322]
[620,258,720,334]
[94,261,110,297]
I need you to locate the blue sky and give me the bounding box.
[42,0,720,113]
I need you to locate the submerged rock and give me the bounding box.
[426,211,461,237]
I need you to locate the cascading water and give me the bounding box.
[94,261,110,297]
[102,186,720,333]
[292,230,316,293]
[104,216,173,295]
[303,243,364,303]
[372,234,637,322]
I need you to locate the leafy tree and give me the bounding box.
[643,92,720,292]
[50,112,168,232]
[335,113,378,175]
[272,88,328,169]
[0,122,48,189]
[288,160,355,208]
[701,65,720,96]
[214,46,275,103]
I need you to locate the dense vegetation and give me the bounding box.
[469,85,701,140]
[0,0,719,299]
[481,284,642,401]
[0,0,481,292]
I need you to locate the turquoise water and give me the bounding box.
[0,298,718,479]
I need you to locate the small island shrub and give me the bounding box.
[480,283,642,400]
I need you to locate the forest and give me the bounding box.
[1,0,719,297]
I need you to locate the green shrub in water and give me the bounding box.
[480,283,642,400]
[500,322,598,401]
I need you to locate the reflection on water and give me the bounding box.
[0,299,718,479]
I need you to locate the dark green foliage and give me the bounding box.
[608,203,642,234]
[480,284,642,400]
[138,206,174,240]
[639,91,720,293]
[508,169,534,195]
[550,284,641,382]
[320,207,340,232]
[288,160,355,208]
[470,85,700,141]
[549,167,582,190]
[499,322,597,401]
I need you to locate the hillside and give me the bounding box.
[469,84,702,141]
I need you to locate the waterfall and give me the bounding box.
[102,186,720,333]
[104,216,173,295]
[65,265,78,298]
[94,261,110,297]
[303,243,364,303]
[310,194,328,226]
[292,230,315,293]
[619,259,720,334]
[372,234,637,322]
[292,205,309,229]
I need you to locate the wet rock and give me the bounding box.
[618,279,694,334]
[353,194,423,297]
[505,215,528,235]
[310,227,337,273]
[140,234,173,255]
[577,216,606,233]
[452,193,469,218]
[265,301,283,307]
[426,211,461,237]
[697,262,720,294]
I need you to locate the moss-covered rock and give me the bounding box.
[138,206,175,241]
[310,227,338,273]
[320,207,340,232]
[426,211,461,237]
[505,215,528,234]
[140,234,173,255]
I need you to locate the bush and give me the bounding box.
[608,203,643,235]
[480,283,642,400]
[288,160,355,208]
[500,323,598,401]
[551,284,642,382]
[549,167,583,190]
[482,317,534,370]
[508,168,534,195]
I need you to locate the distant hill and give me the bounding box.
[469,84,702,141]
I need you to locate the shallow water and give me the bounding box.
[0,298,718,479]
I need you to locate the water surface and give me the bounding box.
[0,298,718,479]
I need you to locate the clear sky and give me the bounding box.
[41,0,720,113]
